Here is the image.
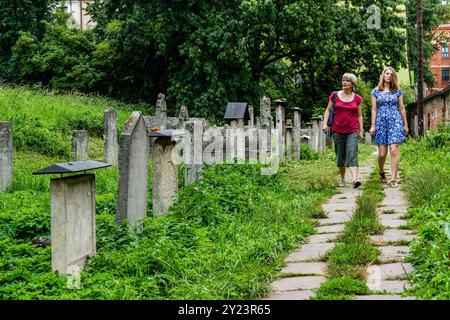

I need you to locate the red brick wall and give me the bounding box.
[423,96,449,131]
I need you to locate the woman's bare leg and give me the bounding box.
[389,144,400,181]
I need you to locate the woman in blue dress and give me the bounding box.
[369,67,409,188]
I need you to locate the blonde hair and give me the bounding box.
[377,67,399,92]
[342,73,358,90]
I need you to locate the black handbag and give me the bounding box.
[327,91,338,129]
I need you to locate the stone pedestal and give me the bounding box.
[51,174,96,275]
[104,108,118,166]
[72,130,88,161]
[0,121,12,192]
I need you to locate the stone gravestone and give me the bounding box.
[184,120,204,185]
[0,121,12,192]
[275,99,286,162]
[365,132,372,145]
[285,119,293,160]
[72,130,88,161]
[151,130,183,217]
[116,111,149,227]
[51,174,96,275]
[33,160,110,277]
[156,93,167,130]
[104,108,118,166]
[292,107,302,160]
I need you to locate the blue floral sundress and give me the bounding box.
[371,88,405,145]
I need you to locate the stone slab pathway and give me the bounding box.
[355,164,417,300]
[264,153,418,300]
[264,159,372,300]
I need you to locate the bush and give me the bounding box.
[300,143,319,160]
[10,10,105,93]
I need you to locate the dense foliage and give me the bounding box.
[406,0,450,88]
[2,1,437,121]
[402,125,450,300]
[0,0,56,75]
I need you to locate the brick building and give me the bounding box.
[429,23,450,94]
[64,0,95,29]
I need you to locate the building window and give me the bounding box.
[442,44,449,58]
[442,67,449,81]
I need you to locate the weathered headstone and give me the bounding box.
[178,105,189,128]
[0,121,12,192]
[305,122,313,149]
[151,130,182,217]
[365,132,372,144]
[248,105,255,128]
[260,96,272,127]
[285,119,293,160]
[184,120,204,185]
[318,115,325,153]
[275,99,286,162]
[236,119,245,163]
[104,108,118,166]
[310,117,321,152]
[156,93,167,130]
[72,130,88,161]
[203,126,224,165]
[51,174,96,275]
[116,112,149,227]
[292,108,302,160]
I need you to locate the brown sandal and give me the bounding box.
[379,172,388,184]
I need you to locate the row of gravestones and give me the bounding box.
[0,95,374,278]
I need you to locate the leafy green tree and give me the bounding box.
[10,9,105,91]
[406,0,450,88]
[0,0,56,78]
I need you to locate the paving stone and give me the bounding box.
[281,262,327,275]
[367,280,411,293]
[381,200,408,207]
[317,212,352,225]
[316,224,345,234]
[270,276,327,291]
[381,219,407,228]
[379,205,408,214]
[355,295,416,300]
[371,229,416,244]
[322,203,356,212]
[378,246,410,262]
[307,233,337,243]
[379,213,405,220]
[367,263,413,280]
[328,194,357,203]
[263,290,315,300]
[286,243,335,262]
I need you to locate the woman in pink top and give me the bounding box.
[322,73,364,188]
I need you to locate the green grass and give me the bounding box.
[311,276,370,300]
[0,149,340,299]
[0,84,143,158]
[312,160,385,299]
[400,125,450,300]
